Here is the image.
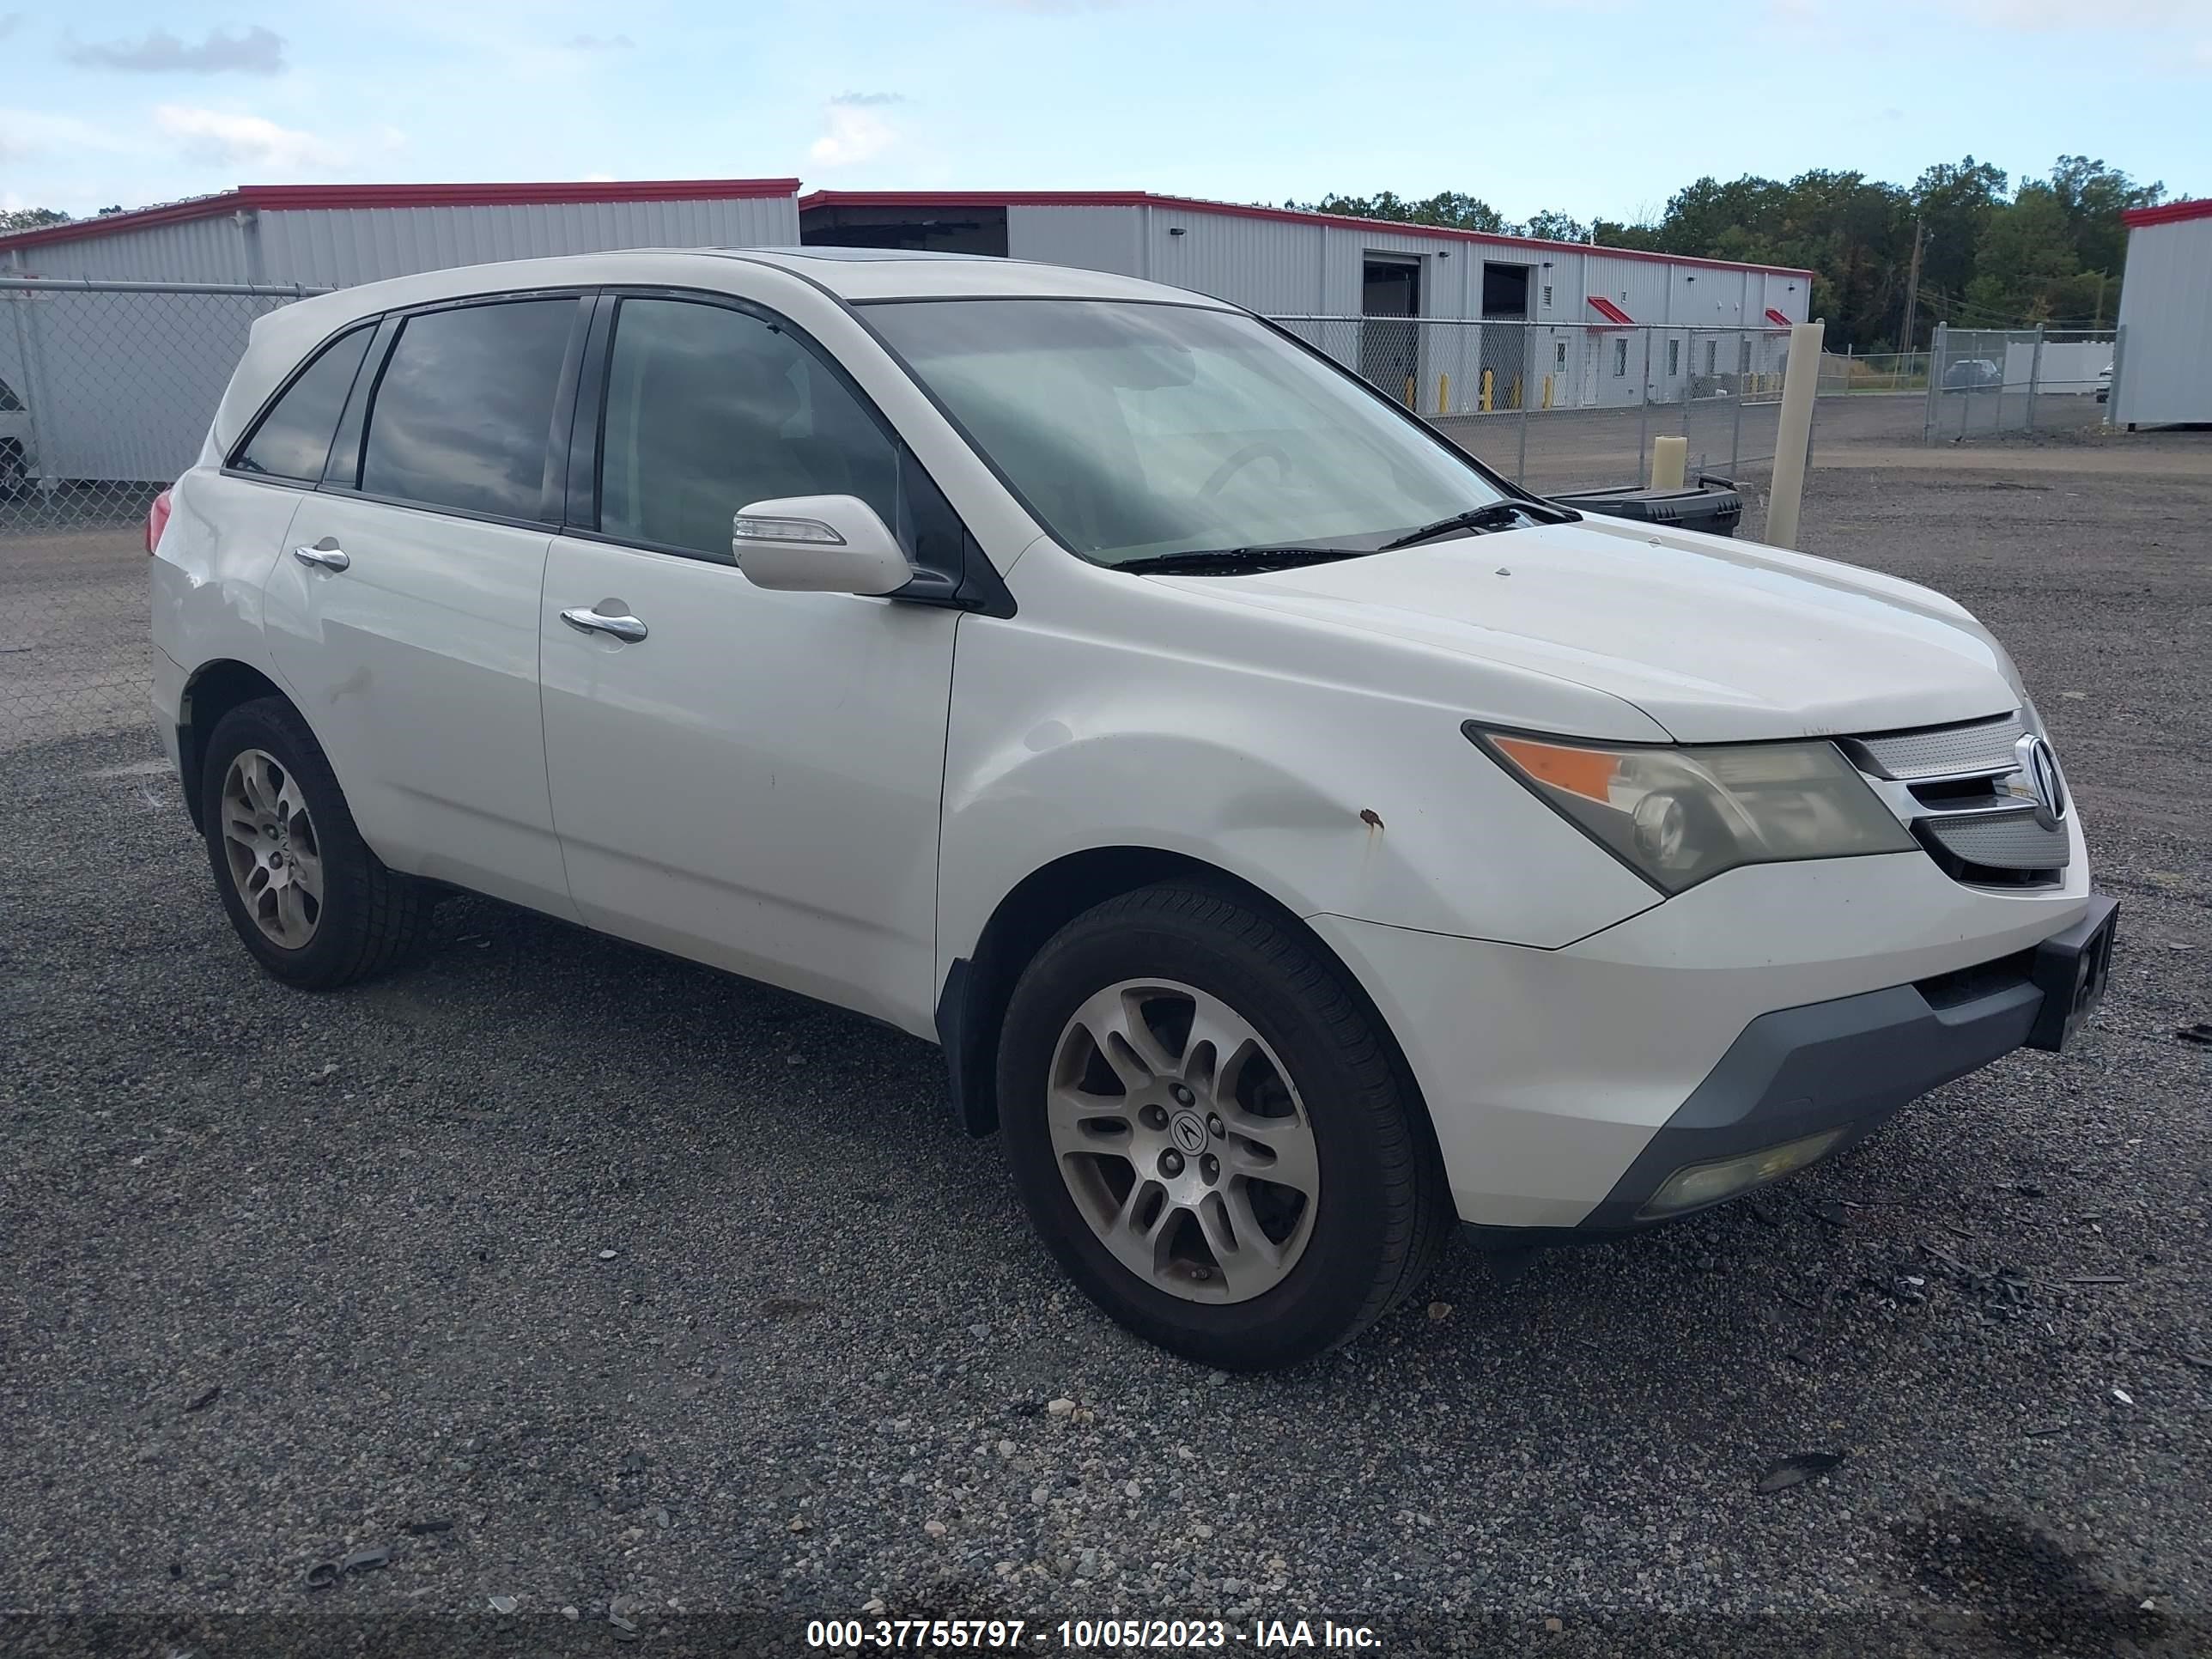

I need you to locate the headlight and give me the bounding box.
[1466,725,1917,893]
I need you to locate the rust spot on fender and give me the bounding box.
[1359,808,1384,830]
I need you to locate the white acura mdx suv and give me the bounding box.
[150,248,2115,1369]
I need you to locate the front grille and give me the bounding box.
[1844,711,2067,889]
[1847,714,2024,780]
[1921,809,2069,871]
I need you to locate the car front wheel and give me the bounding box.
[998,883,1451,1370]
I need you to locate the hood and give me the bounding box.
[1148,516,2021,743]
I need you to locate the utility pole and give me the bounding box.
[1899,216,1925,353]
[2094,270,2106,330]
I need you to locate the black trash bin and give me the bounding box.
[1549,477,1744,538]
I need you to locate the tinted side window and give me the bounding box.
[0,376,22,413]
[361,299,576,520]
[233,326,373,482]
[599,298,898,561]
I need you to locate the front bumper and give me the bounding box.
[1569,892,2114,1231]
[1313,842,2103,1231]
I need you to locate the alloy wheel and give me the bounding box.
[1048,979,1320,1303]
[219,748,324,948]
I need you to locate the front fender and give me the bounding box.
[936,555,1662,973]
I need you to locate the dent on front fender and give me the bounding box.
[935,632,1659,963]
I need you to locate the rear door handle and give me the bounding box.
[561,605,648,643]
[293,539,349,572]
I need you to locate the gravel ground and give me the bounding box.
[3,441,2209,1658]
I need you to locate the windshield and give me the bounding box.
[864,299,1508,567]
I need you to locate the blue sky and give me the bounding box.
[1,0,2203,222]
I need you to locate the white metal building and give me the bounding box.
[0,179,801,485]
[2112,197,2212,428]
[0,179,803,284]
[799,190,1812,412]
[0,178,1808,483]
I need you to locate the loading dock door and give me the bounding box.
[1360,256,1420,403]
[1479,263,1533,411]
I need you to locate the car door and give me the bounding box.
[538,292,958,1034]
[263,293,588,920]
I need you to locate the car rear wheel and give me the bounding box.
[199,697,428,988]
[998,883,1451,1370]
[0,442,27,500]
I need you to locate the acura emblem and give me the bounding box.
[2009,733,2069,831]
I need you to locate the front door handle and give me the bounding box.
[293,539,349,572]
[561,605,648,643]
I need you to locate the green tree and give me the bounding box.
[1964,182,2080,323]
[0,207,70,234]
[1287,191,1507,232]
[2045,155,2161,279]
[1518,210,1588,244]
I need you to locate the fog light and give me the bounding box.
[1638,1127,1849,1218]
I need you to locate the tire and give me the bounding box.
[0,442,26,500]
[198,696,428,988]
[998,882,1450,1370]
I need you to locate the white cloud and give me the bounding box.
[0,107,142,160]
[562,32,635,50]
[832,90,905,105]
[66,26,288,75]
[154,104,342,171]
[809,102,897,167]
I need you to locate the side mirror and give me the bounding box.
[732,495,916,597]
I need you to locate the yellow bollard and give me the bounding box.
[1510,374,1522,410]
[1480,368,1493,413]
[1438,373,1449,413]
[1542,374,1553,410]
[1403,376,1416,409]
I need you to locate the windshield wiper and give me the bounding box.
[1116,545,1380,576]
[1377,498,1577,551]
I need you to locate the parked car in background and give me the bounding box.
[1942,357,2004,392]
[2095,363,2112,404]
[149,250,2116,1370]
[0,374,32,497]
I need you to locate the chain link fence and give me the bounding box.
[1817,349,1927,396]
[1922,323,2118,443]
[1267,316,1802,496]
[2,277,330,750]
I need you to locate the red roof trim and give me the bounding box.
[1765,307,1793,326]
[798,189,1820,280]
[2123,198,2212,228]
[0,179,803,253]
[1587,295,1634,325]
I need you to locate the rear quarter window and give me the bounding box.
[232,325,375,482]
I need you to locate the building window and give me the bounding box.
[1705,339,1717,376]
[1613,338,1628,377]
[1540,284,1553,309]
[1553,342,1567,369]
[1667,339,1680,377]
